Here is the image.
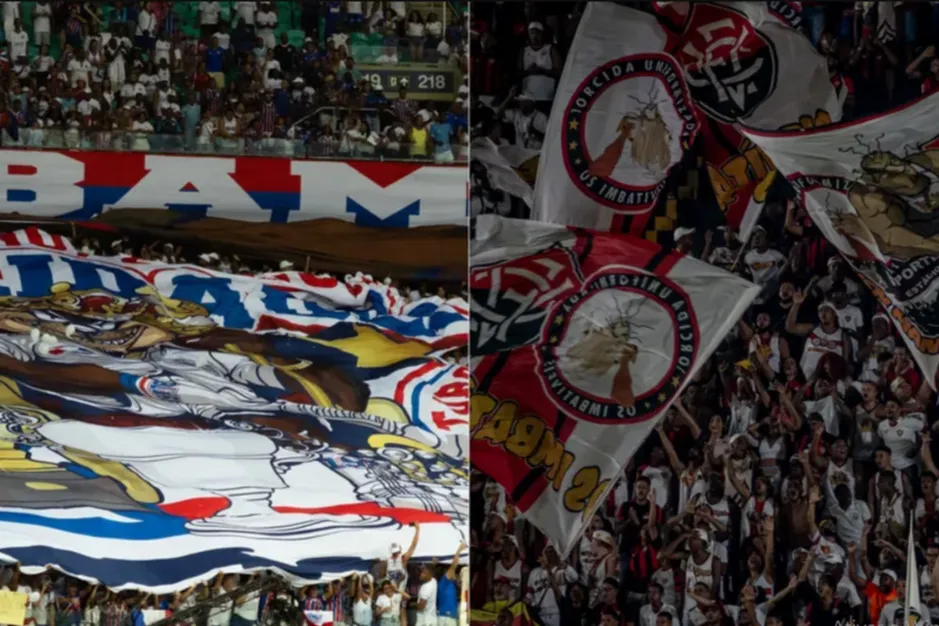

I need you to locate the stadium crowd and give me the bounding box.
[69,231,468,309]
[470,2,939,626]
[2,513,466,626]
[0,1,469,161]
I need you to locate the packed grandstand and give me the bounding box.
[0,0,468,161]
[470,2,939,626]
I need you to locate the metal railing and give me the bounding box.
[0,126,467,162]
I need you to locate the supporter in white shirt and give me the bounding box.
[235,1,257,25]
[415,564,437,626]
[638,583,679,626]
[215,24,231,50]
[256,4,278,48]
[8,19,28,61]
[824,480,871,545]
[375,580,406,625]
[137,7,157,37]
[743,226,786,291]
[525,545,578,626]
[77,94,101,116]
[3,1,20,41]
[877,409,923,471]
[67,50,93,87]
[389,1,407,18]
[200,1,221,27]
[154,35,172,65]
[32,1,52,46]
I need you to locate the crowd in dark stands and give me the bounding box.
[469,3,939,626]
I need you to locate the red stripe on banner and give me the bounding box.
[0,232,19,246]
[394,360,444,405]
[8,164,35,176]
[159,496,231,520]
[274,502,451,524]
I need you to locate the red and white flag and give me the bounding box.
[470,215,759,555]
[532,3,701,233]
[740,91,939,388]
[662,1,841,241]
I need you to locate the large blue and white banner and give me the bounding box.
[0,229,468,591]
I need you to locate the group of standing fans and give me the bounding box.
[0,0,468,161]
[3,526,466,626]
[469,2,939,626]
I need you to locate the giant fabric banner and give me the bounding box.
[0,151,466,227]
[532,3,702,232]
[0,229,468,591]
[741,93,939,386]
[469,216,758,555]
[661,1,841,241]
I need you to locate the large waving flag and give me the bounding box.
[739,93,939,386]
[659,1,841,241]
[0,229,468,591]
[470,216,758,555]
[532,2,702,233]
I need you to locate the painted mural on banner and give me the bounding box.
[741,92,939,386]
[0,151,466,227]
[0,228,468,591]
[655,1,841,241]
[532,2,702,232]
[469,216,758,555]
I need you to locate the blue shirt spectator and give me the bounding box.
[437,574,459,618]
[430,118,453,155]
[205,44,225,73]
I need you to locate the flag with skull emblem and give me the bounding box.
[741,92,939,388]
[469,216,759,556]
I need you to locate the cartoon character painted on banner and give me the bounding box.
[0,284,467,549]
[832,135,939,260]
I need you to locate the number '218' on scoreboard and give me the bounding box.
[359,66,458,101]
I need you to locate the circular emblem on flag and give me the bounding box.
[562,53,699,214]
[673,3,779,123]
[536,268,700,423]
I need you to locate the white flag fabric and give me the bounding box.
[471,137,539,207]
[906,520,930,626]
[741,92,939,387]
[470,215,759,555]
[877,2,897,44]
[532,3,702,230]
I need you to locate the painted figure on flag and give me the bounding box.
[562,296,644,408]
[829,137,939,260]
[589,91,673,178]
